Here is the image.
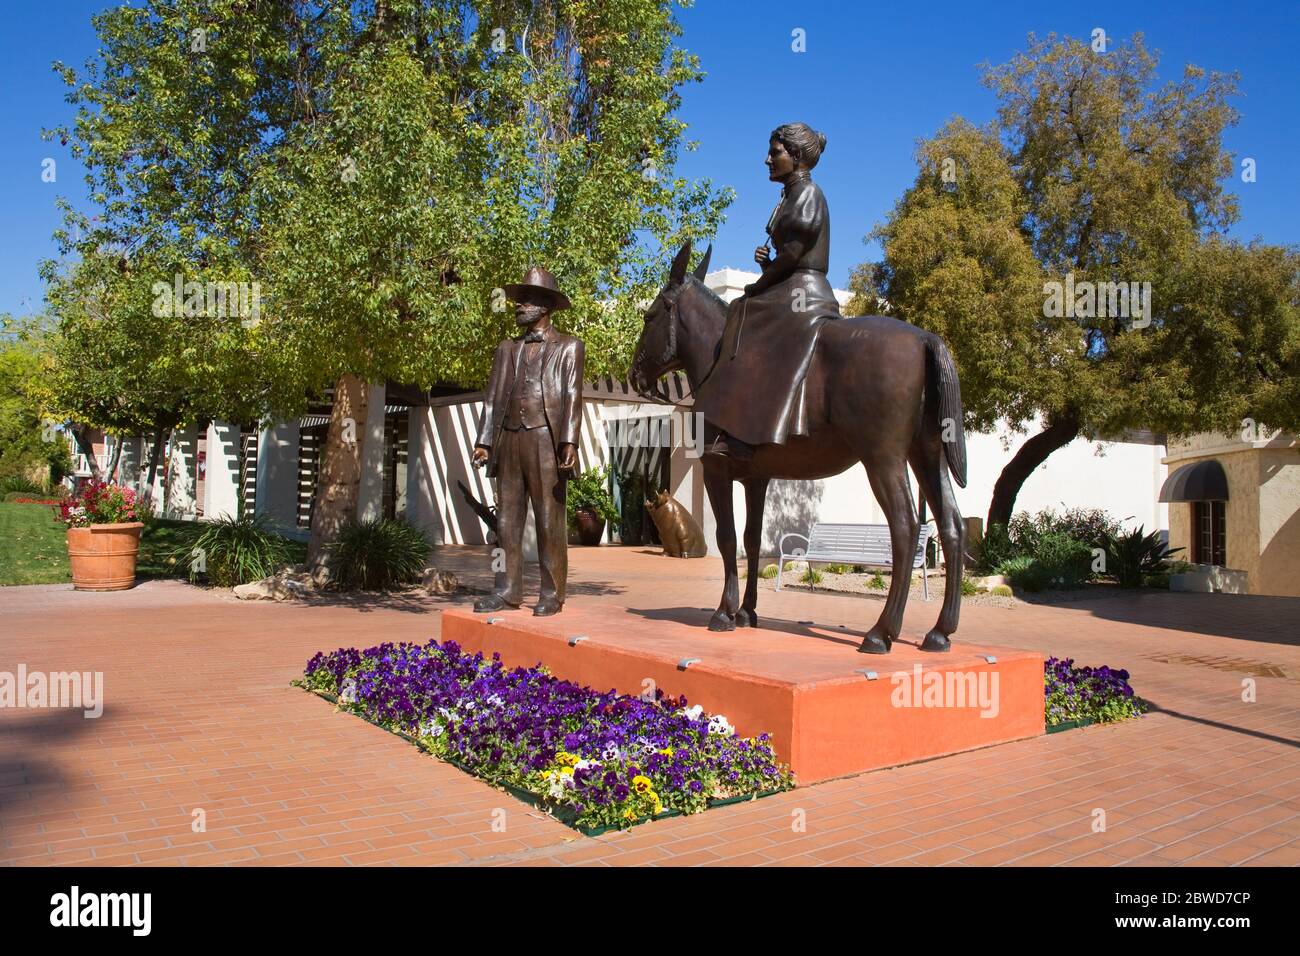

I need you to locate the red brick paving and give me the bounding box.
[1,545,1297,866]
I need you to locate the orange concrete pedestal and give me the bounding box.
[441,604,1045,785]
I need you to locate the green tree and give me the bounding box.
[0,319,72,486]
[851,33,1300,529]
[47,1,729,561]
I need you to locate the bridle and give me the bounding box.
[639,281,685,405]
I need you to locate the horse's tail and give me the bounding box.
[925,333,968,488]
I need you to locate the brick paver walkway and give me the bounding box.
[2,546,1297,866]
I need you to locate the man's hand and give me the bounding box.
[472,445,490,468]
[754,244,771,268]
[557,442,578,471]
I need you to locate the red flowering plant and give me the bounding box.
[59,480,140,528]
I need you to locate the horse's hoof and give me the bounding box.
[735,608,759,628]
[857,630,892,655]
[708,611,736,632]
[920,630,952,653]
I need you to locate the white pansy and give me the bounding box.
[707,714,735,737]
[681,704,703,721]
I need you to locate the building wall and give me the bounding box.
[1257,447,1300,597]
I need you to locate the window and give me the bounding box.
[1192,500,1226,566]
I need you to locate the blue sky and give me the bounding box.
[2,0,1296,316]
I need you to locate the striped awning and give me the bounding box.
[1159,459,1229,502]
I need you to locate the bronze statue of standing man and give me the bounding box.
[473,267,585,616]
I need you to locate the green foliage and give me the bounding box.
[960,576,982,596]
[996,533,1092,591]
[0,476,46,496]
[1009,507,1123,551]
[1101,525,1183,588]
[823,563,854,574]
[567,466,619,524]
[327,518,431,591]
[854,32,1300,523]
[759,564,779,580]
[975,523,1018,574]
[179,514,295,588]
[0,329,72,485]
[866,570,887,591]
[800,567,823,585]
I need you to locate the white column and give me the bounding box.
[256,420,301,536]
[357,383,387,522]
[203,421,241,521]
[165,425,200,519]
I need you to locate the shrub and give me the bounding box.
[823,563,854,574]
[0,475,45,496]
[800,567,822,585]
[960,576,982,596]
[866,570,886,591]
[1044,657,1147,726]
[567,465,619,525]
[1100,525,1183,588]
[995,554,1041,590]
[180,514,295,587]
[759,564,779,579]
[976,523,1017,573]
[327,517,431,591]
[991,584,1013,597]
[1010,507,1123,551]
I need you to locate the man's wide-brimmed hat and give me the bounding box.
[504,266,571,311]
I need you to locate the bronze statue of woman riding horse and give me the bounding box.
[629,123,969,654]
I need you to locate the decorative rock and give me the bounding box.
[310,564,332,589]
[233,569,313,601]
[421,567,459,595]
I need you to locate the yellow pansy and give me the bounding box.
[658,748,674,757]
[632,775,652,794]
[559,766,574,776]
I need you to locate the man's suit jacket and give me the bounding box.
[476,326,585,479]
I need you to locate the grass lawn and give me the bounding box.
[0,501,70,585]
[0,504,306,587]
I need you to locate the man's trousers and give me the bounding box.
[494,424,568,606]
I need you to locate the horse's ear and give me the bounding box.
[692,244,712,281]
[668,240,693,284]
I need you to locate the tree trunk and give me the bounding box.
[986,410,1081,530]
[69,424,104,480]
[143,427,166,504]
[104,434,123,483]
[307,374,369,567]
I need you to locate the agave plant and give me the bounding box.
[1101,525,1183,588]
[326,517,431,591]
[181,513,295,587]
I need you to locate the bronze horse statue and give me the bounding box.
[629,240,968,654]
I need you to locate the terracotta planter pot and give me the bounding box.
[573,507,606,546]
[66,522,144,591]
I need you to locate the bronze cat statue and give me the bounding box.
[645,490,708,558]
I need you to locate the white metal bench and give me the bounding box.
[775,522,936,600]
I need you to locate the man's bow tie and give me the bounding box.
[523,330,545,343]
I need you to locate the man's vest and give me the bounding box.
[503,342,548,430]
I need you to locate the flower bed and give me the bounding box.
[1045,656,1147,728]
[298,640,794,833]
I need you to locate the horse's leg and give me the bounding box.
[737,476,770,628]
[909,434,964,652]
[703,458,739,632]
[857,457,918,655]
